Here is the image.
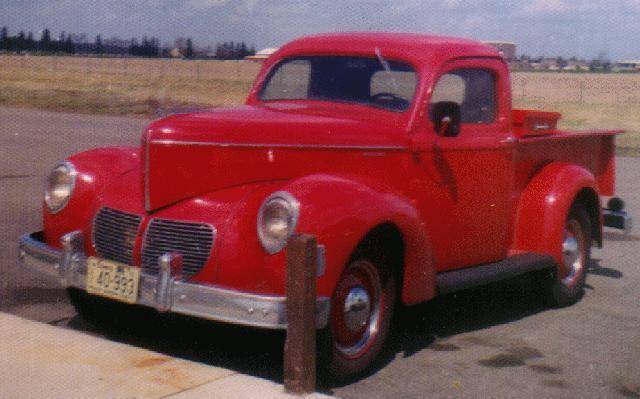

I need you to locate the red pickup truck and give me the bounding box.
[19,32,632,378]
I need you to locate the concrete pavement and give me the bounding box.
[0,312,330,399]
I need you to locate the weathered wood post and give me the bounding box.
[284,234,317,394]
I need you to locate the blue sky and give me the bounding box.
[1,0,639,60]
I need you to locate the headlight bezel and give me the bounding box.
[257,191,300,254]
[44,161,77,214]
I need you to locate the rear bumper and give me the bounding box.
[18,231,330,329]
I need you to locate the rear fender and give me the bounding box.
[283,174,435,305]
[512,162,601,266]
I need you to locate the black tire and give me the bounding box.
[546,204,592,307]
[67,288,138,327]
[320,257,396,381]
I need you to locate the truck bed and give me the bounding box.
[513,109,623,196]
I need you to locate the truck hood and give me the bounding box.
[144,104,407,211]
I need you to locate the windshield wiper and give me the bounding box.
[375,47,399,92]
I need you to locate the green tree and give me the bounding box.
[40,29,52,52]
[95,34,103,54]
[239,41,247,58]
[65,36,74,54]
[185,38,193,59]
[26,32,35,51]
[16,31,26,52]
[0,27,8,50]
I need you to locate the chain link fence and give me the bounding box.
[3,55,640,104]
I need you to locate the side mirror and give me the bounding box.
[431,101,461,137]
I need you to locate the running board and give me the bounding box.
[436,254,555,295]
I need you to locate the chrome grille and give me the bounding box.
[93,207,142,265]
[141,219,215,278]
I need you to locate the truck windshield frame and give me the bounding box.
[258,56,418,112]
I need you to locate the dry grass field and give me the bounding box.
[511,73,640,154]
[1,55,639,153]
[0,55,259,115]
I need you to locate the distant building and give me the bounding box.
[613,60,640,72]
[484,41,517,61]
[563,59,590,72]
[538,58,561,71]
[245,47,278,62]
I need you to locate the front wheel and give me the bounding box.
[547,204,592,307]
[322,258,396,380]
[67,288,140,328]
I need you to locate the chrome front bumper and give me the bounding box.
[18,231,330,329]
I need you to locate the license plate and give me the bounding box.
[86,257,140,304]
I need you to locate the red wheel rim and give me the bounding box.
[330,260,383,359]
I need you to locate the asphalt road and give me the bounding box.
[1,106,639,398]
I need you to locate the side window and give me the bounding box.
[431,68,496,124]
[261,59,311,100]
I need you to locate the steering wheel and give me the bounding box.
[370,92,409,109]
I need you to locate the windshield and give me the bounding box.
[259,56,417,112]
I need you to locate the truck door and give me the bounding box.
[414,58,515,271]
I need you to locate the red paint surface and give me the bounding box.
[43,33,623,305]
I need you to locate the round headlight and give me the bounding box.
[257,191,300,254]
[44,161,77,213]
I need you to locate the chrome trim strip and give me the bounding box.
[18,231,330,329]
[150,139,407,152]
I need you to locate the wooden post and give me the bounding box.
[284,234,317,395]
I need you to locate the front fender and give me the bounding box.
[511,162,600,266]
[282,174,435,305]
[43,147,140,249]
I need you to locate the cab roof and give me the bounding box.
[273,32,501,66]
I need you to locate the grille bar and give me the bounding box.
[93,207,142,265]
[141,218,215,279]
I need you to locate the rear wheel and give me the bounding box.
[323,258,396,380]
[547,204,592,307]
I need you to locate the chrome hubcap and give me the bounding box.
[343,286,371,332]
[332,260,382,359]
[561,219,584,287]
[562,235,579,265]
